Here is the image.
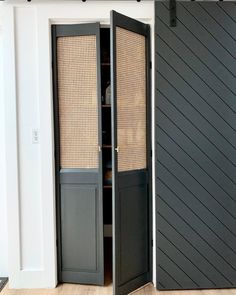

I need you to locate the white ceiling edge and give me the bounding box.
[1,0,154,3]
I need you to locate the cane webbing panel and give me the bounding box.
[116,27,146,172]
[57,35,98,169]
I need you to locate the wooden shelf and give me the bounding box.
[104,185,112,188]
[102,104,111,108]
[103,144,111,148]
[101,63,110,66]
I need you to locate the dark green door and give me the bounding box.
[52,23,104,285]
[155,1,236,290]
[111,11,152,295]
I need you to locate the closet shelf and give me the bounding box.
[102,104,111,108]
[104,185,112,188]
[103,144,112,148]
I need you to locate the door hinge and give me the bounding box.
[169,0,177,27]
[115,146,120,153]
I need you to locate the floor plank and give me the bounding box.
[2,283,236,295]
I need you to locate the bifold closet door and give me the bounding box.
[52,23,104,285]
[111,11,152,295]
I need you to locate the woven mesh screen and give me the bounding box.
[116,27,146,172]
[57,35,98,169]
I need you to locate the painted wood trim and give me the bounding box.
[4,5,21,281]
[37,12,58,288]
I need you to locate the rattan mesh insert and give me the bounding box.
[57,35,98,169]
[116,27,146,172]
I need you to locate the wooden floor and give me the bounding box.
[2,283,236,295]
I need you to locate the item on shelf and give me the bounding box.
[104,170,112,185]
[101,48,110,63]
[105,160,112,169]
[102,130,108,144]
[105,83,111,105]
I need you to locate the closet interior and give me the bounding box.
[101,27,112,284]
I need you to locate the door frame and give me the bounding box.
[51,16,153,286]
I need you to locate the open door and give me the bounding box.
[52,23,104,285]
[111,11,152,295]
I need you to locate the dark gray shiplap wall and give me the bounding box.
[155,1,236,290]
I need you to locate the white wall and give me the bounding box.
[0,5,8,278]
[2,0,155,288]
